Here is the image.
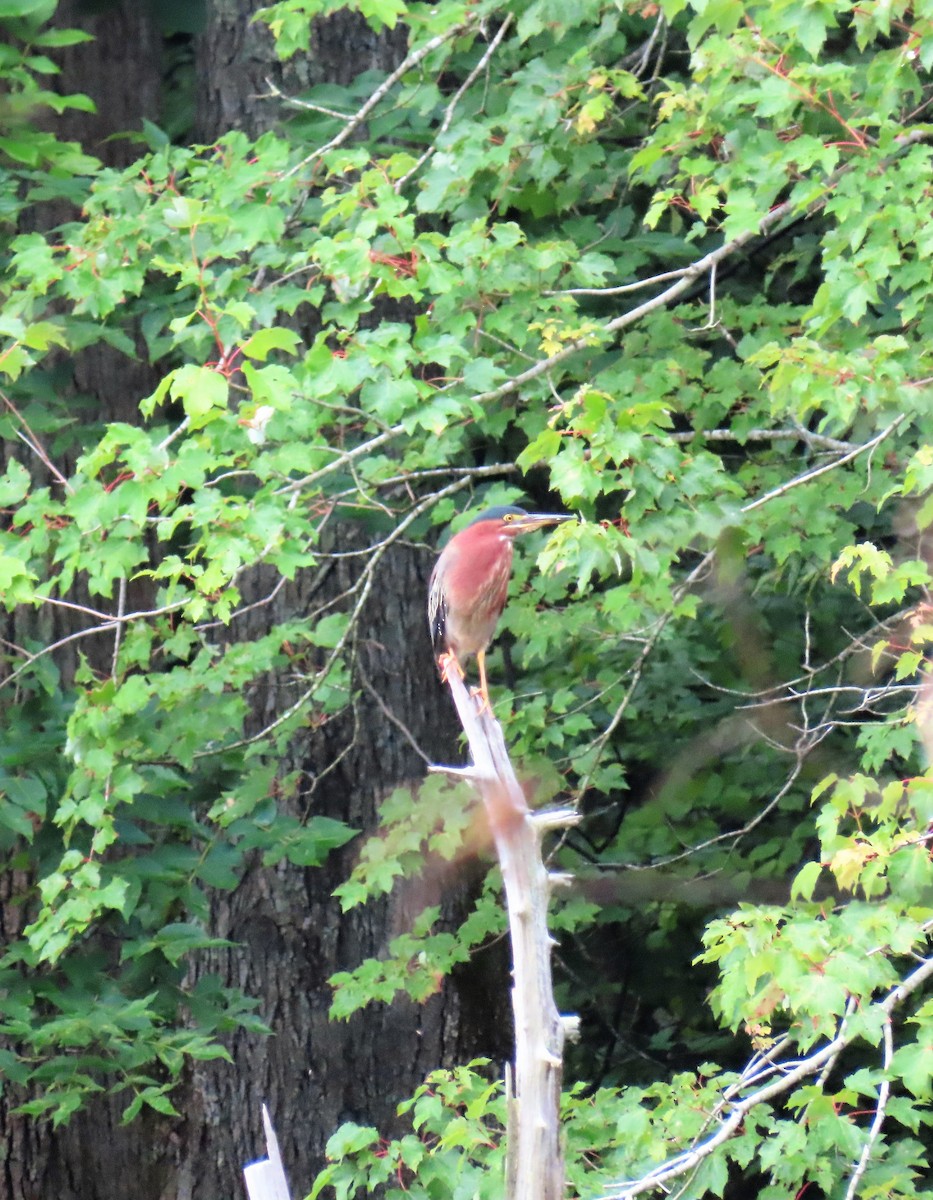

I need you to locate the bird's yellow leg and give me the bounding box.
[437,650,465,683]
[472,648,493,716]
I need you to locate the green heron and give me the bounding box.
[428,505,573,710]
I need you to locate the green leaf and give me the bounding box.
[277,816,357,867]
[0,0,55,16]
[240,327,302,361]
[791,861,823,902]
[0,555,36,604]
[170,364,229,423]
[31,27,94,46]
[325,1122,380,1158]
[141,118,170,150]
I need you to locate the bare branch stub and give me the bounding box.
[430,672,579,1200]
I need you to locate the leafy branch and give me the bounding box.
[597,954,933,1200]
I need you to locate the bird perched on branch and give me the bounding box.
[428,505,573,710]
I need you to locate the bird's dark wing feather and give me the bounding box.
[427,561,448,654]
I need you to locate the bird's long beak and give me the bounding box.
[511,513,576,534]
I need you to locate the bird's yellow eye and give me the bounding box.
[503,513,514,522]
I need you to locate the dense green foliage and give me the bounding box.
[0,0,931,1193]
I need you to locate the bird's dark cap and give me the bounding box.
[466,505,574,531]
[467,505,531,525]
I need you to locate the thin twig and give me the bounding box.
[298,690,364,811]
[264,79,353,120]
[2,620,120,690]
[574,411,904,795]
[111,577,126,682]
[195,473,484,756]
[687,260,717,331]
[691,610,908,703]
[629,11,667,79]
[194,575,288,631]
[741,415,906,513]
[666,426,857,451]
[39,594,188,625]
[573,612,673,802]
[372,462,517,490]
[479,196,802,405]
[736,682,917,711]
[198,565,375,756]
[0,389,73,494]
[395,15,514,191]
[275,425,405,496]
[816,996,857,1089]
[843,1014,893,1200]
[544,265,690,298]
[13,430,73,494]
[627,753,804,870]
[574,548,717,800]
[157,415,191,453]
[597,956,933,1199]
[477,131,929,407]
[358,668,433,764]
[285,16,476,179]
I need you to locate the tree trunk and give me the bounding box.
[0,3,509,1198]
[174,534,499,1197]
[47,0,163,169]
[195,0,409,141]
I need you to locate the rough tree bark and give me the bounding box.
[174,531,509,1198]
[0,4,510,1198]
[195,0,409,141]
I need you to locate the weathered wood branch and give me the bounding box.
[429,673,580,1200]
[243,1104,291,1200]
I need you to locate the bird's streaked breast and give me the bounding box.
[430,529,515,659]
